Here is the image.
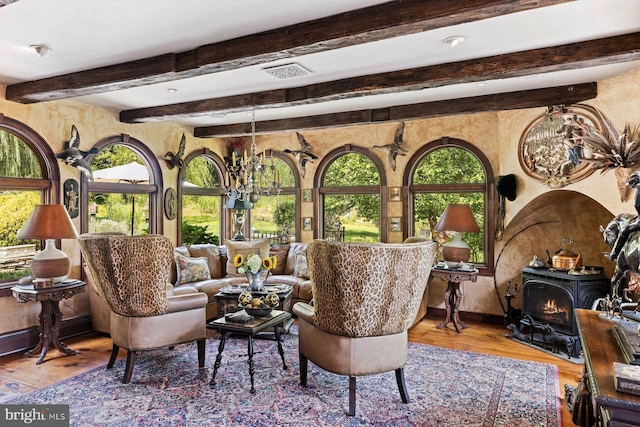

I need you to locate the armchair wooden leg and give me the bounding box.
[122,350,137,384]
[395,367,411,404]
[197,339,205,368]
[299,353,308,386]
[348,376,356,416]
[107,344,119,369]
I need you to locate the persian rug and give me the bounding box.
[10,327,560,427]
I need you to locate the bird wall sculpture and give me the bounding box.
[163,133,186,170]
[284,132,318,178]
[55,125,97,180]
[372,121,407,171]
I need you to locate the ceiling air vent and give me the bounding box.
[263,63,311,80]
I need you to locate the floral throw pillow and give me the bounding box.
[175,254,211,285]
[293,251,310,279]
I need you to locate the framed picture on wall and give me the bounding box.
[389,187,401,202]
[302,189,312,203]
[303,217,312,231]
[390,217,402,232]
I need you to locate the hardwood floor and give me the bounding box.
[0,315,582,426]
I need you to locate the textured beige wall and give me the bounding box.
[1,67,639,332]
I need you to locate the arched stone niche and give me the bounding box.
[496,190,616,309]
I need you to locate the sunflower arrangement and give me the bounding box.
[233,253,277,275]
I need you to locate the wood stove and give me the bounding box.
[520,267,609,357]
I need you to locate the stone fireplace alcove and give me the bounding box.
[496,189,616,315]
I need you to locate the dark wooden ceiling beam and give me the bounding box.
[122,32,640,123]
[5,0,571,103]
[194,82,597,137]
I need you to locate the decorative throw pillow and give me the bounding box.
[269,244,290,275]
[188,245,223,279]
[293,251,310,279]
[175,254,211,285]
[225,239,270,277]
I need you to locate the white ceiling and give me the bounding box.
[1,0,639,129]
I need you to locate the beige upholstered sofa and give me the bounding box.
[170,239,313,320]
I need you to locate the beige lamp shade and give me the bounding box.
[435,203,480,264]
[17,205,78,280]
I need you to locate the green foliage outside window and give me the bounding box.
[322,153,380,242]
[0,130,42,178]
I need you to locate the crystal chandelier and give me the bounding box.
[223,110,281,204]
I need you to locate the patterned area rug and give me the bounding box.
[11,327,560,427]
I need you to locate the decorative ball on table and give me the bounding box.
[238,291,253,306]
[264,292,280,307]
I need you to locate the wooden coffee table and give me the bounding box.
[207,309,292,393]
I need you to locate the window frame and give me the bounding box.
[178,148,227,244]
[0,115,60,294]
[404,137,495,275]
[80,135,163,236]
[314,144,387,242]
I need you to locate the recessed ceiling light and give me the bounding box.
[167,88,178,93]
[443,36,465,47]
[29,44,51,57]
[478,82,486,87]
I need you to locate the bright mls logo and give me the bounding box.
[1,405,68,426]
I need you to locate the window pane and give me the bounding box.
[414,147,485,184]
[0,130,42,178]
[414,192,485,263]
[323,153,380,186]
[251,194,295,241]
[88,192,150,235]
[324,194,380,243]
[0,191,41,281]
[185,156,219,188]
[182,194,221,244]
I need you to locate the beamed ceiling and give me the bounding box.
[1,0,639,138]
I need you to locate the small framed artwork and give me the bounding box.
[303,217,312,231]
[164,187,177,220]
[389,187,401,202]
[390,217,402,232]
[63,179,79,218]
[302,189,312,203]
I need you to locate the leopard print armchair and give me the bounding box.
[79,234,208,383]
[293,239,437,416]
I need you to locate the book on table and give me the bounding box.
[614,362,640,396]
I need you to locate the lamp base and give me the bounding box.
[31,239,70,282]
[441,245,470,264]
[441,233,471,264]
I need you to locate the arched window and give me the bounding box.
[249,152,299,243]
[406,137,495,274]
[81,135,162,236]
[179,149,226,245]
[316,146,386,242]
[0,116,60,286]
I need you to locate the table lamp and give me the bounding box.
[17,204,79,281]
[225,191,252,241]
[435,203,480,265]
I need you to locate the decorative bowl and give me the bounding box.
[243,306,273,317]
